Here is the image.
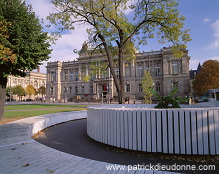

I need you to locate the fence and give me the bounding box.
[87,104,219,155]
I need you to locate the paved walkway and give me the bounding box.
[0,111,183,174]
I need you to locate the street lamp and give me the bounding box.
[9,76,12,102]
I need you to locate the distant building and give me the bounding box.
[46,47,190,102]
[190,63,202,80]
[190,63,202,98]
[6,70,46,101]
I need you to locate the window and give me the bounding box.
[89,69,95,79]
[75,85,78,94]
[63,87,68,93]
[75,71,78,81]
[172,61,178,74]
[69,70,74,81]
[34,80,38,88]
[42,81,45,87]
[102,84,107,91]
[82,86,85,93]
[138,84,143,93]
[126,84,130,93]
[101,71,107,79]
[50,87,54,95]
[51,72,55,82]
[137,62,144,77]
[69,87,72,93]
[89,84,93,93]
[64,70,68,81]
[155,83,161,92]
[172,81,178,88]
[155,65,161,76]
[137,67,144,77]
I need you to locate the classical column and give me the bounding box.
[78,64,82,80]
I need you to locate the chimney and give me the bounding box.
[37,66,40,73]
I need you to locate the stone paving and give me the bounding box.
[0,111,183,174]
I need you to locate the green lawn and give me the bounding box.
[3,104,88,121]
[4,108,86,119]
[4,104,88,110]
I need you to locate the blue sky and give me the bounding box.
[26,0,219,73]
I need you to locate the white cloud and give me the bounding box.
[212,20,219,37]
[189,57,219,71]
[209,19,219,49]
[210,40,219,49]
[209,56,219,61]
[189,59,200,70]
[26,0,53,20]
[25,0,89,73]
[203,18,210,23]
[48,26,88,67]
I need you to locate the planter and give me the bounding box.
[87,104,219,155]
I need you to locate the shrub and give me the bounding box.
[152,87,188,108]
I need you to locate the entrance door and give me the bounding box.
[101,84,107,98]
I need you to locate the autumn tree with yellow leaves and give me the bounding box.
[193,60,219,96]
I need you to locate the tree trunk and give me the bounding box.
[0,76,7,121]
[118,47,125,104]
[98,33,126,104]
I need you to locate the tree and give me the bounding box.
[13,85,26,101]
[6,87,13,98]
[142,70,153,104]
[193,60,219,96]
[0,0,52,120]
[0,16,17,119]
[48,0,191,104]
[38,86,46,97]
[26,84,37,98]
[0,16,16,63]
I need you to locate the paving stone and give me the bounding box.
[0,111,183,174]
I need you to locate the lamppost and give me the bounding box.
[9,76,12,102]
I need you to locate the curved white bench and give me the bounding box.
[87,104,219,155]
[0,111,181,174]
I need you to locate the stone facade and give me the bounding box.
[46,47,190,102]
[6,71,46,100]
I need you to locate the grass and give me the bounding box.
[4,104,88,110]
[1,104,88,125]
[4,108,86,119]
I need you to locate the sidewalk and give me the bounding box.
[0,111,183,174]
